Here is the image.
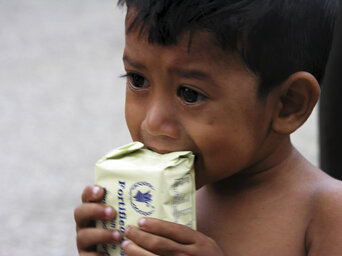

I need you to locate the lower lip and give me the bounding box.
[146,147,172,154]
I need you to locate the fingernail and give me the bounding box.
[104,207,113,217]
[113,230,121,241]
[92,186,100,195]
[138,218,146,227]
[121,240,130,249]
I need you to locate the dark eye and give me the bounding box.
[125,73,149,89]
[177,86,206,104]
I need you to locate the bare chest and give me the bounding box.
[196,188,311,256]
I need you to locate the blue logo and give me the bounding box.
[134,190,152,205]
[130,182,155,216]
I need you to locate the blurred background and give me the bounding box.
[0,0,318,255]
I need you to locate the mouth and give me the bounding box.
[146,145,175,154]
[144,142,195,155]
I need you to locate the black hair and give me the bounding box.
[118,0,338,96]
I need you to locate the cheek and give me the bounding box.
[125,93,145,140]
[190,113,263,183]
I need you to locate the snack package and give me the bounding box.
[95,142,196,256]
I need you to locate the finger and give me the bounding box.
[138,218,196,244]
[82,185,105,203]
[121,240,158,256]
[125,225,186,256]
[77,227,123,252]
[74,203,116,229]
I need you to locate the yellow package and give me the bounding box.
[95,142,196,256]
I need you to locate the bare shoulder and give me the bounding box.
[305,169,342,255]
[309,170,342,216]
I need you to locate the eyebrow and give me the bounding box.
[173,69,212,83]
[123,56,146,70]
[123,56,216,85]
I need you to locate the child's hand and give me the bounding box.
[122,218,224,256]
[74,185,122,255]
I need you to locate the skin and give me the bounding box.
[74,15,342,256]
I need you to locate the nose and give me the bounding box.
[141,95,181,139]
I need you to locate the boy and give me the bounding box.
[74,0,342,255]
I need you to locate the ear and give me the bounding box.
[272,72,320,134]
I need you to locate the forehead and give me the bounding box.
[124,8,243,65]
[124,28,248,75]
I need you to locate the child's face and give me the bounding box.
[123,29,279,188]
